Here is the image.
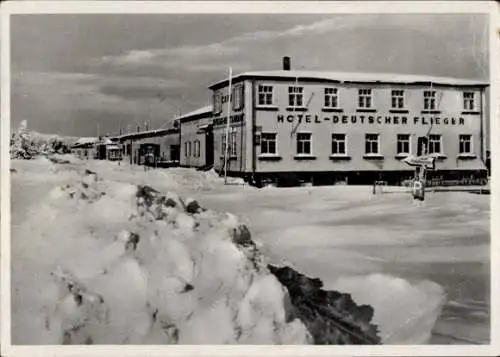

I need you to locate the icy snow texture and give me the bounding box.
[11,157,450,345]
[333,274,445,344]
[13,160,311,344]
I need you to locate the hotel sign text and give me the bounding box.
[277,114,466,126]
[213,114,245,127]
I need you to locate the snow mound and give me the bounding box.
[22,169,312,344]
[332,274,445,344]
[10,120,74,159]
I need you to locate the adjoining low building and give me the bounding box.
[178,105,214,170]
[116,128,180,167]
[95,136,122,161]
[205,57,489,185]
[71,137,98,160]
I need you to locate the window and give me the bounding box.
[188,142,192,157]
[358,89,372,108]
[258,85,273,106]
[324,88,339,108]
[428,134,442,154]
[288,86,304,107]
[365,134,379,154]
[296,133,312,155]
[463,92,476,111]
[213,92,222,114]
[260,133,277,155]
[193,140,200,157]
[232,85,244,110]
[331,134,346,155]
[459,134,472,154]
[391,90,405,109]
[230,132,237,156]
[397,134,411,155]
[424,90,436,110]
[221,134,226,155]
[184,142,188,157]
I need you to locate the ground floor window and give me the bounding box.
[428,134,442,154]
[331,133,346,155]
[193,140,200,157]
[459,134,472,154]
[296,133,312,155]
[260,133,277,155]
[365,134,379,154]
[397,134,410,155]
[230,132,237,156]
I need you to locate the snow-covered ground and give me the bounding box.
[10,156,490,345]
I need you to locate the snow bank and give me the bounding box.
[332,274,445,344]
[12,164,311,344]
[10,120,75,159]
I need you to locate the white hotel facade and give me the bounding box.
[206,59,489,185]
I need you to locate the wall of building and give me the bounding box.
[180,116,212,168]
[71,146,96,160]
[247,79,486,176]
[128,132,180,164]
[211,81,247,174]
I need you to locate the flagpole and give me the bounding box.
[224,67,232,185]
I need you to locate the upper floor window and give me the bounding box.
[213,92,222,114]
[428,134,442,154]
[459,134,473,154]
[463,92,476,111]
[397,134,411,155]
[288,86,304,107]
[232,85,244,110]
[258,85,273,106]
[296,132,312,155]
[424,90,437,110]
[391,90,405,109]
[365,134,379,154]
[260,133,277,155]
[324,88,339,108]
[358,89,372,108]
[331,133,346,155]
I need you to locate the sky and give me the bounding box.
[10,13,489,137]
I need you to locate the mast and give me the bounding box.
[224,67,232,184]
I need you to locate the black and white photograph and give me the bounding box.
[1,1,499,355]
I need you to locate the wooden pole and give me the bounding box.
[224,67,232,184]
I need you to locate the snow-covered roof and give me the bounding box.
[114,128,179,141]
[74,137,98,145]
[209,70,489,89]
[176,105,213,121]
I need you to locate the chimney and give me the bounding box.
[283,56,291,71]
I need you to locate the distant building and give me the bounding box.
[95,136,122,161]
[70,137,98,160]
[116,128,180,167]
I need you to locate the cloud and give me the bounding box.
[99,17,351,70]
[11,70,192,136]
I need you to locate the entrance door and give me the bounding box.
[170,145,180,162]
[205,128,214,167]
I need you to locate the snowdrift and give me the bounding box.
[10,120,76,160]
[11,158,387,345]
[11,157,449,345]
